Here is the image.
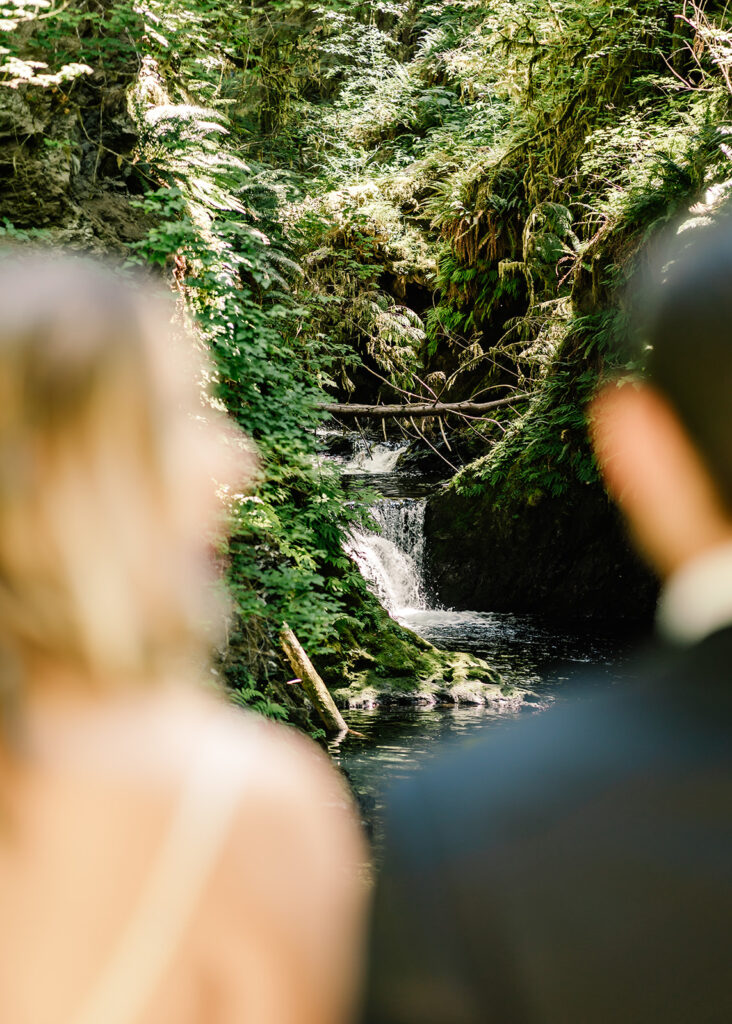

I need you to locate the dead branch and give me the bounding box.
[280,624,348,737]
[317,394,531,419]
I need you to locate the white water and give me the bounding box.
[343,441,407,475]
[345,498,427,618]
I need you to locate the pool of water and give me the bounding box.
[320,430,642,847]
[400,608,628,687]
[332,610,637,846]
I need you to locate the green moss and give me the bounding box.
[320,601,509,708]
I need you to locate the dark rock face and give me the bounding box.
[425,477,658,622]
[0,49,147,251]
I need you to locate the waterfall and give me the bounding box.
[345,498,427,616]
[343,441,407,475]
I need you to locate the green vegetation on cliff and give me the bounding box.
[259,0,732,621]
[4,0,732,719]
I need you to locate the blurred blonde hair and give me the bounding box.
[0,251,243,704]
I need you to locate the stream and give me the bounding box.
[323,434,636,838]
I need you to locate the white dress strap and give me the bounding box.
[71,734,243,1024]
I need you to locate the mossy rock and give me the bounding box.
[320,601,518,709]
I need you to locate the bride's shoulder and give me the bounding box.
[150,683,340,801]
[41,682,333,806]
[153,686,364,877]
[148,685,366,941]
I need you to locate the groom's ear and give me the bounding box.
[588,381,732,578]
[588,381,663,506]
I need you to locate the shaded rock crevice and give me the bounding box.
[425,478,658,622]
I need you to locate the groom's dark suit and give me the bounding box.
[363,627,732,1024]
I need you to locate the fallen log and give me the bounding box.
[316,394,530,418]
[280,624,348,736]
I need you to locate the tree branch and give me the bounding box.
[317,394,531,419]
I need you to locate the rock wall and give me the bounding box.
[425,477,658,622]
[1,49,145,249]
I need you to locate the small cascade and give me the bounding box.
[343,441,407,475]
[345,498,427,617]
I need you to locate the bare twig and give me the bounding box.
[408,416,459,472]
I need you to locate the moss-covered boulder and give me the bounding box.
[320,603,520,709]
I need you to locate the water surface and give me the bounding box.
[320,430,638,843]
[333,610,633,845]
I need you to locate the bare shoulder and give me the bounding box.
[146,685,360,836]
[176,685,345,794]
[39,682,343,810]
[188,695,368,1024]
[177,687,368,916]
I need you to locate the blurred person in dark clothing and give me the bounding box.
[362,218,732,1024]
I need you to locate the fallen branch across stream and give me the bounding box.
[317,394,531,419]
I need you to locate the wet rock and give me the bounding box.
[325,604,520,709]
[425,473,658,622]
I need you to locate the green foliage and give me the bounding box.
[0,0,141,84]
[119,0,381,717]
[8,0,732,716]
[0,219,51,243]
[210,0,732,517]
[290,184,434,396]
[127,162,367,658]
[227,668,289,721]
